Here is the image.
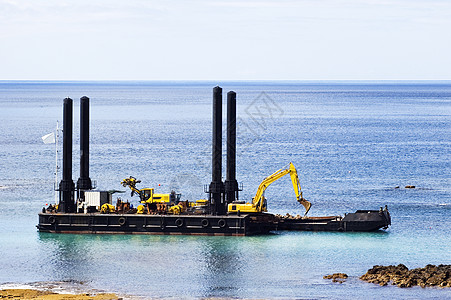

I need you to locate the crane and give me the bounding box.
[227,162,311,215]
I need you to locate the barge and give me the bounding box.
[37,88,391,236]
[275,208,391,232]
[37,213,276,236]
[37,208,390,235]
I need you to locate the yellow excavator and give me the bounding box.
[227,162,311,215]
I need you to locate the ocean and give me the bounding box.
[0,81,450,299]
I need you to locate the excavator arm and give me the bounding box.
[251,162,311,215]
[288,163,311,215]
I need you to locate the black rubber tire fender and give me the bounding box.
[218,219,227,228]
[48,216,56,224]
[118,217,126,226]
[175,218,184,228]
[201,219,209,228]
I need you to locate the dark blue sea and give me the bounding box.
[0,81,450,299]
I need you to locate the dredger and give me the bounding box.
[37,88,391,236]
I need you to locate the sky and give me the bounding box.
[0,0,450,80]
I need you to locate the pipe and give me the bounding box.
[77,96,92,200]
[58,98,75,213]
[225,91,238,204]
[209,86,225,215]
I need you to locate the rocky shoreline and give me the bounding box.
[0,289,121,299]
[360,264,451,288]
[0,281,125,299]
[324,264,451,288]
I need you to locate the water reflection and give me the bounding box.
[196,236,244,297]
[36,233,283,298]
[37,233,104,282]
[37,233,255,297]
[33,224,448,299]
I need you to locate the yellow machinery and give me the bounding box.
[137,204,145,214]
[100,203,116,214]
[168,201,189,215]
[227,162,311,215]
[121,176,180,204]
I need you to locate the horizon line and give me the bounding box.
[1,79,451,83]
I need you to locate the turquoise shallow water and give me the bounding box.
[0,81,450,299]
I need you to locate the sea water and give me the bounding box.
[0,81,450,299]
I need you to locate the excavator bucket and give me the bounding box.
[299,198,311,216]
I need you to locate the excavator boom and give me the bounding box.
[227,162,311,215]
[252,167,290,212]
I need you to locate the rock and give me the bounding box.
[427,274,444,286]
[324,273,348,282]
[360,264,451,288]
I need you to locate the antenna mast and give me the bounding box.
[54,121,59,204]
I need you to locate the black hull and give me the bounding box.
[37,213,275,236]
[37,209,390,235]
[276,210,391,232]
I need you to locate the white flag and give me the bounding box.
[41,132,55,144]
